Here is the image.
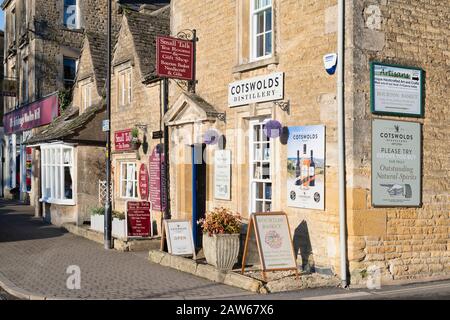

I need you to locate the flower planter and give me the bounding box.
[90,215,126,239]
[131,141,141,150]
[112,218,126,239]
[202,233,240,271]
[90,214,104,233]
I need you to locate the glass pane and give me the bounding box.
[256,12,264,34]
[262,163,270,180]
[254,144,261,161]
[55,148,61,165]
[255,183,264,200]
[253,124,261,142]
[256,35,264,57]
[265,32,272,55]
[263,143,270,160]
[265,183,272,200]
[253,163,262,180]
[55,165,60,199]
[63,58,76,80]
[64,167,72,200]
[63,149,72,165]
[264,202,271,212]
[255,201,263,213]
[265,9,272,31]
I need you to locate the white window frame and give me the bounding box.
[250,0,274,61]
[119,162,138,199]
[81,82,93,112]
[63,0,81,29]
[40,143,76,205]
[249,119,273,214]
[118,68,132,107]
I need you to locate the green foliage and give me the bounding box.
[198,207,242,235]
[58,89,72,111]
[131,127,139,138]
[90,207,125,221]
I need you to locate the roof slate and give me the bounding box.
[124,5,170,81]
[25,103,105,145]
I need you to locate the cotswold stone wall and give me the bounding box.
[170,0,342,274]
[347,0,449,283]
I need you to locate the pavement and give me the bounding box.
[0,199,449,301]
[0,200,248,300]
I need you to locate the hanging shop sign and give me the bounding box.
[25,147,32,192]
[287,125,325,210]
[156,35,194,81]
[139,164,149,200]
[228,72,284,107]
[214,150,231,200]
[161,220,195,257]
[371,62,424,117]
[126,201,152,238]
[241,212,298,281]
[114,129,132,151]
[372,119,422,207]
[149,146,166,212]
[3,94,59,134]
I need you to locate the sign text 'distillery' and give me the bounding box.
[156,36,194,81]
[228,72,284,107]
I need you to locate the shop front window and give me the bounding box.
[41,144,75,205]
[249,119,272,213]
[120,162,137,199]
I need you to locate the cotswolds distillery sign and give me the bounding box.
[156,36,194,81]
[228,72,284,107]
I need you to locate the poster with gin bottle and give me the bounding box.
[287,125,325,210]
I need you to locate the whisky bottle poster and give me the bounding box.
[372,119,422,207]
[287,125,325,210]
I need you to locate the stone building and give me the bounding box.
[166,0,449,285]
[1,0,122,204]
[110,5,170,235]
[25,32,109,226]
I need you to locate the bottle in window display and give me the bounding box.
[309,150,316,187]
[301,144,310,188]
[295,150,301,186]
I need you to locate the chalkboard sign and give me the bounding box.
[161,220,196,257]
[242,212,298,281]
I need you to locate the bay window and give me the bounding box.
[41,144,75,205]
[251,0,273,60]
[120,162,137,199]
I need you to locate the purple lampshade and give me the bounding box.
[203,129,219,145]
[265,120,283,139]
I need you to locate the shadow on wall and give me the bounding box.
[293,220,315,273]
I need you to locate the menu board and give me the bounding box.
[139,164,149,200]
[214,150,231,200]
[149,146,166,211]
[126,201,152,238]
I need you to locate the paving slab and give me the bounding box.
[0,200,248,300]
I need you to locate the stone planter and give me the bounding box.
[202,233,240,271]
[90,215,126,239]
[90,214,104,233]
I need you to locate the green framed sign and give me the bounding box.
[370,62,424,117]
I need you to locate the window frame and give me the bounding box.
[22,58,28,104]
[250,0,274,62]
[81,82,93,112]
[63,0,80,29]
[119,162,138,199]
[248,119,273,214]
[118,68,132,107]
[40,143,76,206]
[63,56,78,89]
